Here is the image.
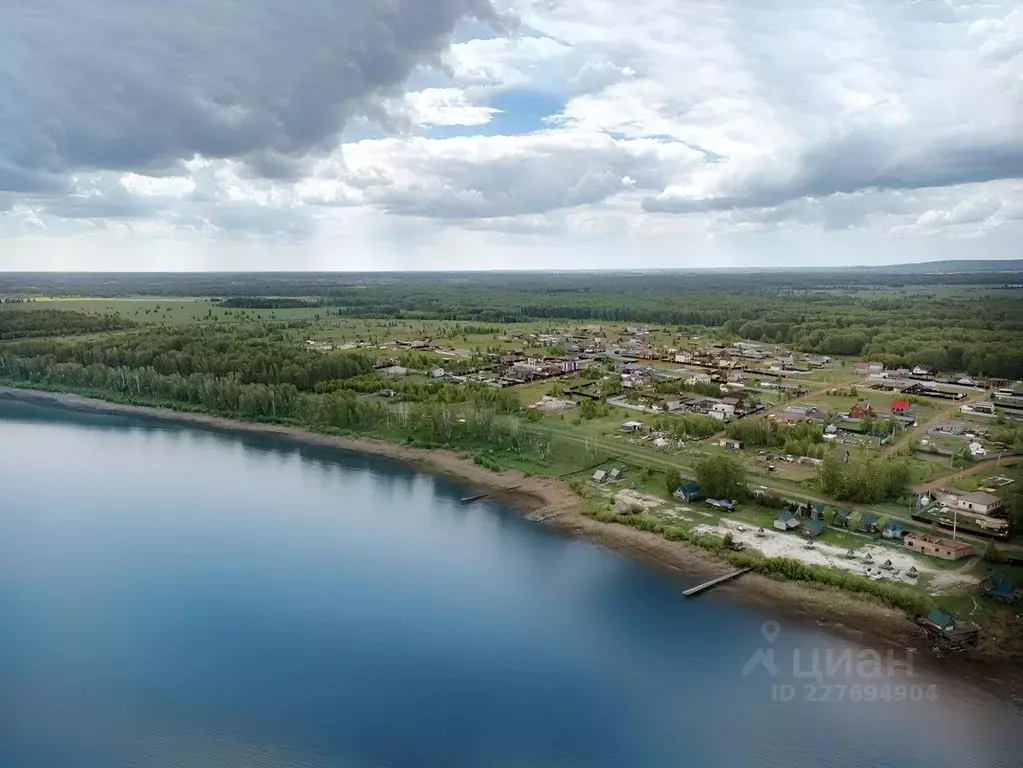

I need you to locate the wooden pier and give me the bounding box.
[460,493,489,504]
[683,568,752,597]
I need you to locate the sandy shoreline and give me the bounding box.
[2,385,1020,699]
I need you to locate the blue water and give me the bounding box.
[0,401,1019,767]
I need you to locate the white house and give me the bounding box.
[968,442,987,458]
[867,362,884,374]
[955,491,1003,516]
[710,402,735,419]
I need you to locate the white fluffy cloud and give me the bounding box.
[2,0,1022,269]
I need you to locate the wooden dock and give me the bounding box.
[460,493,489,504]
[683,568,752,597]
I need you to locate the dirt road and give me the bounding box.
[885,387,991,455]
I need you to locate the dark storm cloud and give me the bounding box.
[0,0,502,192]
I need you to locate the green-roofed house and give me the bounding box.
[981,573,1019,604]
[833,508,852,528]
[813,503,826,520]
[774,510,800,531]
[860,514,880,534]
[803,518,824,538]
[673,483,701,503]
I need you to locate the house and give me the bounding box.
[849,401,875,419]
[592,470,608,484]
[903,533,974,561]
[608,468,622,482]
[823,424,838,440]
[719,438,744,451]
[774,510,800,531]
[812,503,826,519]
[955,491,1003,516]
[882,521,905,540]
[673,483,701,502]
[867,362,885,374]
[922,609,956,632]
[431,367,446,378]
[968,441,987,459]
[891,400,911,414]
[912,364,935,378]
[803,519,824,538]
[833,508,852,528]
[709,402,735,420]
[674,351,694,364]
[980,573,1018,604]
[621,421,644,434]
[781,405,809,422]
[860,514,880,533]
[962,401,997,416]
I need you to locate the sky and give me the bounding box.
[1,0,1022,271]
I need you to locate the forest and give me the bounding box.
[3,268,1021,377]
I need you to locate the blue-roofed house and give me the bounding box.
[860,514,880,534]
[833,508,852,528]
[924,609,955,631]
[882,521,905,540]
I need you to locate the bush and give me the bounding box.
[473,453,502,471]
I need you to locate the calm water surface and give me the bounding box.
[0,401,1019,768]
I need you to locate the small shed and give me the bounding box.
[592,469,607,484]
[803,519,824,538]
[673,483,701,502]
[719,438,744,451]
[621,421,644,433]
[608,468,622,482]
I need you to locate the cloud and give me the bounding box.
[301,132,702,219]
[1,0,503,192]
[404,88,501,127]
[3,0,1023,266]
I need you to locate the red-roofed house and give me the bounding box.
[891,400,910,413]
[849,401,875,419]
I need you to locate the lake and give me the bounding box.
[0,400,1019,767]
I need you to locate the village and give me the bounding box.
[304,319,1023,638]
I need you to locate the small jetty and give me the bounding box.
[460,493,489,504]
[683,568,752,598]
